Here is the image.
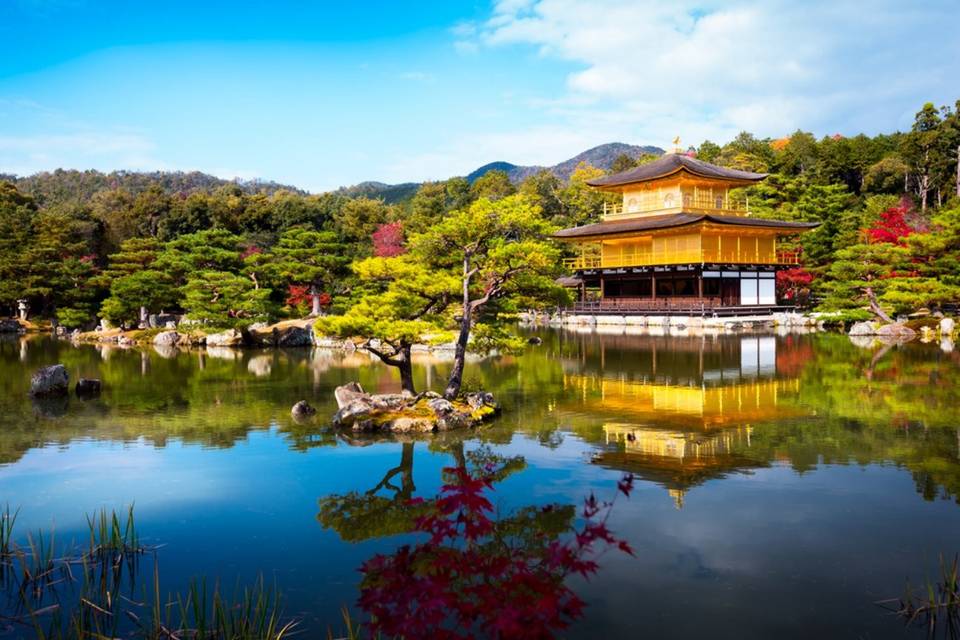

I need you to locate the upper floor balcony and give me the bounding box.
[563,248,800,270]
[603,189,750,219]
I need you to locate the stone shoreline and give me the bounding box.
[519,310,830,332]
[57,318,466,356]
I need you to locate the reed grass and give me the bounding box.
[326,606,368,640]
[85,503,142,557]
[880,554,960,638]
[1,503,18,557]
[0,504,302,639]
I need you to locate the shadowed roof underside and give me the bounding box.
[586,153,767,188]
[553,213,820,239]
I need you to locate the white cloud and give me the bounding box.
[465,0,960,146]
[0,131,166,176]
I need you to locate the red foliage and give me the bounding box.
[776,267,814,305]
[241,245,262,259]
[358,467,635,639]
[286,286,331,308]
[285,284,310,306]
[866,204,915,245]
[774,335,815,377]
[372,221,406,257]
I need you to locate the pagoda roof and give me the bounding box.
[587,153,767,189]
[553,213,820,240]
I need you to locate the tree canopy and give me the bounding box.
[1,96,958,327]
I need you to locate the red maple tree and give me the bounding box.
[776,267,814,305]
[865,201,924,246]
[358,465,635,639]
[372,221,406,257]
[286,285,330,307]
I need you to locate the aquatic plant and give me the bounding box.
[0,506,298,640]
[880,554,960,638]
[0,503,17,558]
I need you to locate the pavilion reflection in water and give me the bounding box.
[560,333,808,507]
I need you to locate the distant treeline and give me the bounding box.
[0,98,958,328]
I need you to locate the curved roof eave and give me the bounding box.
[586,154,768,189]
[552,214,821,240]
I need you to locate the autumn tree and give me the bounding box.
[315,255,457,394]
[412,195,564,400]
[821,203,932,319]
[371,221,406,257]
[318,195,563,398]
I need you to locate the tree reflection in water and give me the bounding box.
[318,442,635,639]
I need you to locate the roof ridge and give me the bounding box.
[586,153,768,188]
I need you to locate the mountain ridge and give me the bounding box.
[347,142,664,203]
[2,142,665,206]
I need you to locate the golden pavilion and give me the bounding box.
[554,152,819,313]
[556,333,811,507]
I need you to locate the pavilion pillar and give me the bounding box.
[651,273,656,301]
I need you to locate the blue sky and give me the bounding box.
[1,0,958,192]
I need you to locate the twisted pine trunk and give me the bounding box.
[397,345,415,396]
[444,255,473,401]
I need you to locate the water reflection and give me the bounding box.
[2,332,959,503]
[2,331,960,638]
[553,334,806,507]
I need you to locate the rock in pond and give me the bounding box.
[291,400,317,419]
[30,364,69,396]
[876,323,916,340]
[205,328,244,347]
[331,383,500,433]
[153,331,180,346]
[0,319,22,333]
[941,317,956,337]
[277,325,313,347]
[75,378,102,397]
[334,381,366,409]
[848,321,880,336]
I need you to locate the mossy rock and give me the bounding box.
[334,388,500,434]
[905,317,941,331]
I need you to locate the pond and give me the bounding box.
[1,330,959,638]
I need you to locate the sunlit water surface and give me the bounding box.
[1,331,959,638]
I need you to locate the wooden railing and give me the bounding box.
[567,299,797,317]
[603,192,749,218]
[563,249,799,270]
